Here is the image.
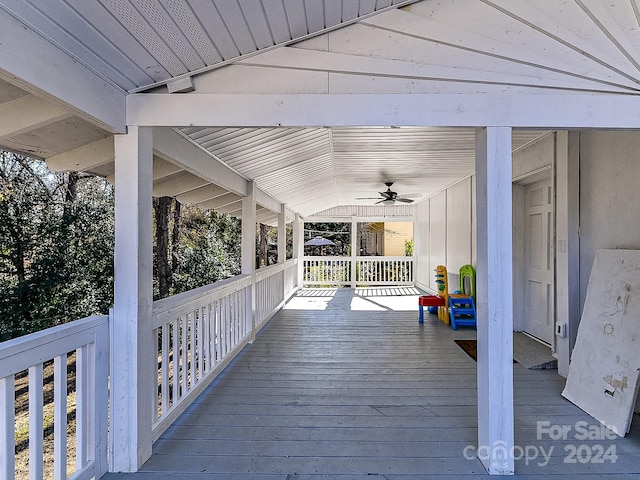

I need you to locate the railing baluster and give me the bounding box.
[181,316,188,397]
[222,297,228,357]
[235,291,240,345]
[28,364,44,480]
[203,304,211,374]
[153,327,160,419]
[161,324,169,414]
[53,354,67,480]
[172,319,179,407]
[189,310,198,390]
[0,376,15,480]
[75,346,88,469]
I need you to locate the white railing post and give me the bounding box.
[350,217,358,288]
[475,127,514,475]
[28,363,44,480]
[295,215,304,289]
[93,317,110,477]
[0,376,14,479]
[242,181,257,341]
[278,203,286,300]
[112,125,154,472]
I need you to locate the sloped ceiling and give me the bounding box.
[1,1,639,220]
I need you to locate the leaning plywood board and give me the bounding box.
[562,249,640,437]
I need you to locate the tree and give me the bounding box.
[0,152,114,340]
[153,196,172,298]
[0,150,243,340]
[169,205,241,294]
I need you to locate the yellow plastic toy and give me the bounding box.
[434,264,477,327]
[434,265,450,324]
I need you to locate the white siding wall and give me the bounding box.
[415,199,430,290]
[579,131,640,310]
[414,179,473,292]
[446,178,473,281]
[429,192,447,291]
[414,136,555,297]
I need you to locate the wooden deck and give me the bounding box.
[105,288,640,479]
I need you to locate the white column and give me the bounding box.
[111,126,153,472]
[294,214,304,288]
[278,204,287,299]
[554,131,580,377]
[278,204,286,264]
[242,182,257,341]
[350,217,358,288]
[475,127,514,475]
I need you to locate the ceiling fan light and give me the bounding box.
[382,198,395,205]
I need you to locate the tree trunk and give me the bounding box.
[171,199,181,276]
[62,171,78,227]
[259,223,268,267]
[154,196,172,298]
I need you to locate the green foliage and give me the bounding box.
[404,238,414,256]
[170,206,241,294]
[0,153,114,341]
[0,152,243,341]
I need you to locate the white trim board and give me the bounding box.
[562,249,640,436]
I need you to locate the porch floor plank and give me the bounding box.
[104,288,640,479]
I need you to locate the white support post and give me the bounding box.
[554,131,580,377]
[350,217,358,288]
[294,214,304,289]
[242,182,257,341]
[278,204,287,298]
[475,127,514,475]
[278,204,286,264]
[111,126,154,472]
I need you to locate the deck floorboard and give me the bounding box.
[104,288,640,479]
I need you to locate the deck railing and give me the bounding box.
[150,264,297,439]
[303,256,351,286]
[0,315,109,480]
[284,258,298,299]
[1,265,299,478]
[255,263,284,329]
[355,256,414,285]
[303,256,414,286]
[151,274,252,440]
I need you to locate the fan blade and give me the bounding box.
[379,191,394,198]
[398,193,422,199]
[396,197,414,203]
[356,197,383,200]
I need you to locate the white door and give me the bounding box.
[523,178,554,344]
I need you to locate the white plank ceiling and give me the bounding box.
[1,0,639,221]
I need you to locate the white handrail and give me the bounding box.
[0,315,109,480]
